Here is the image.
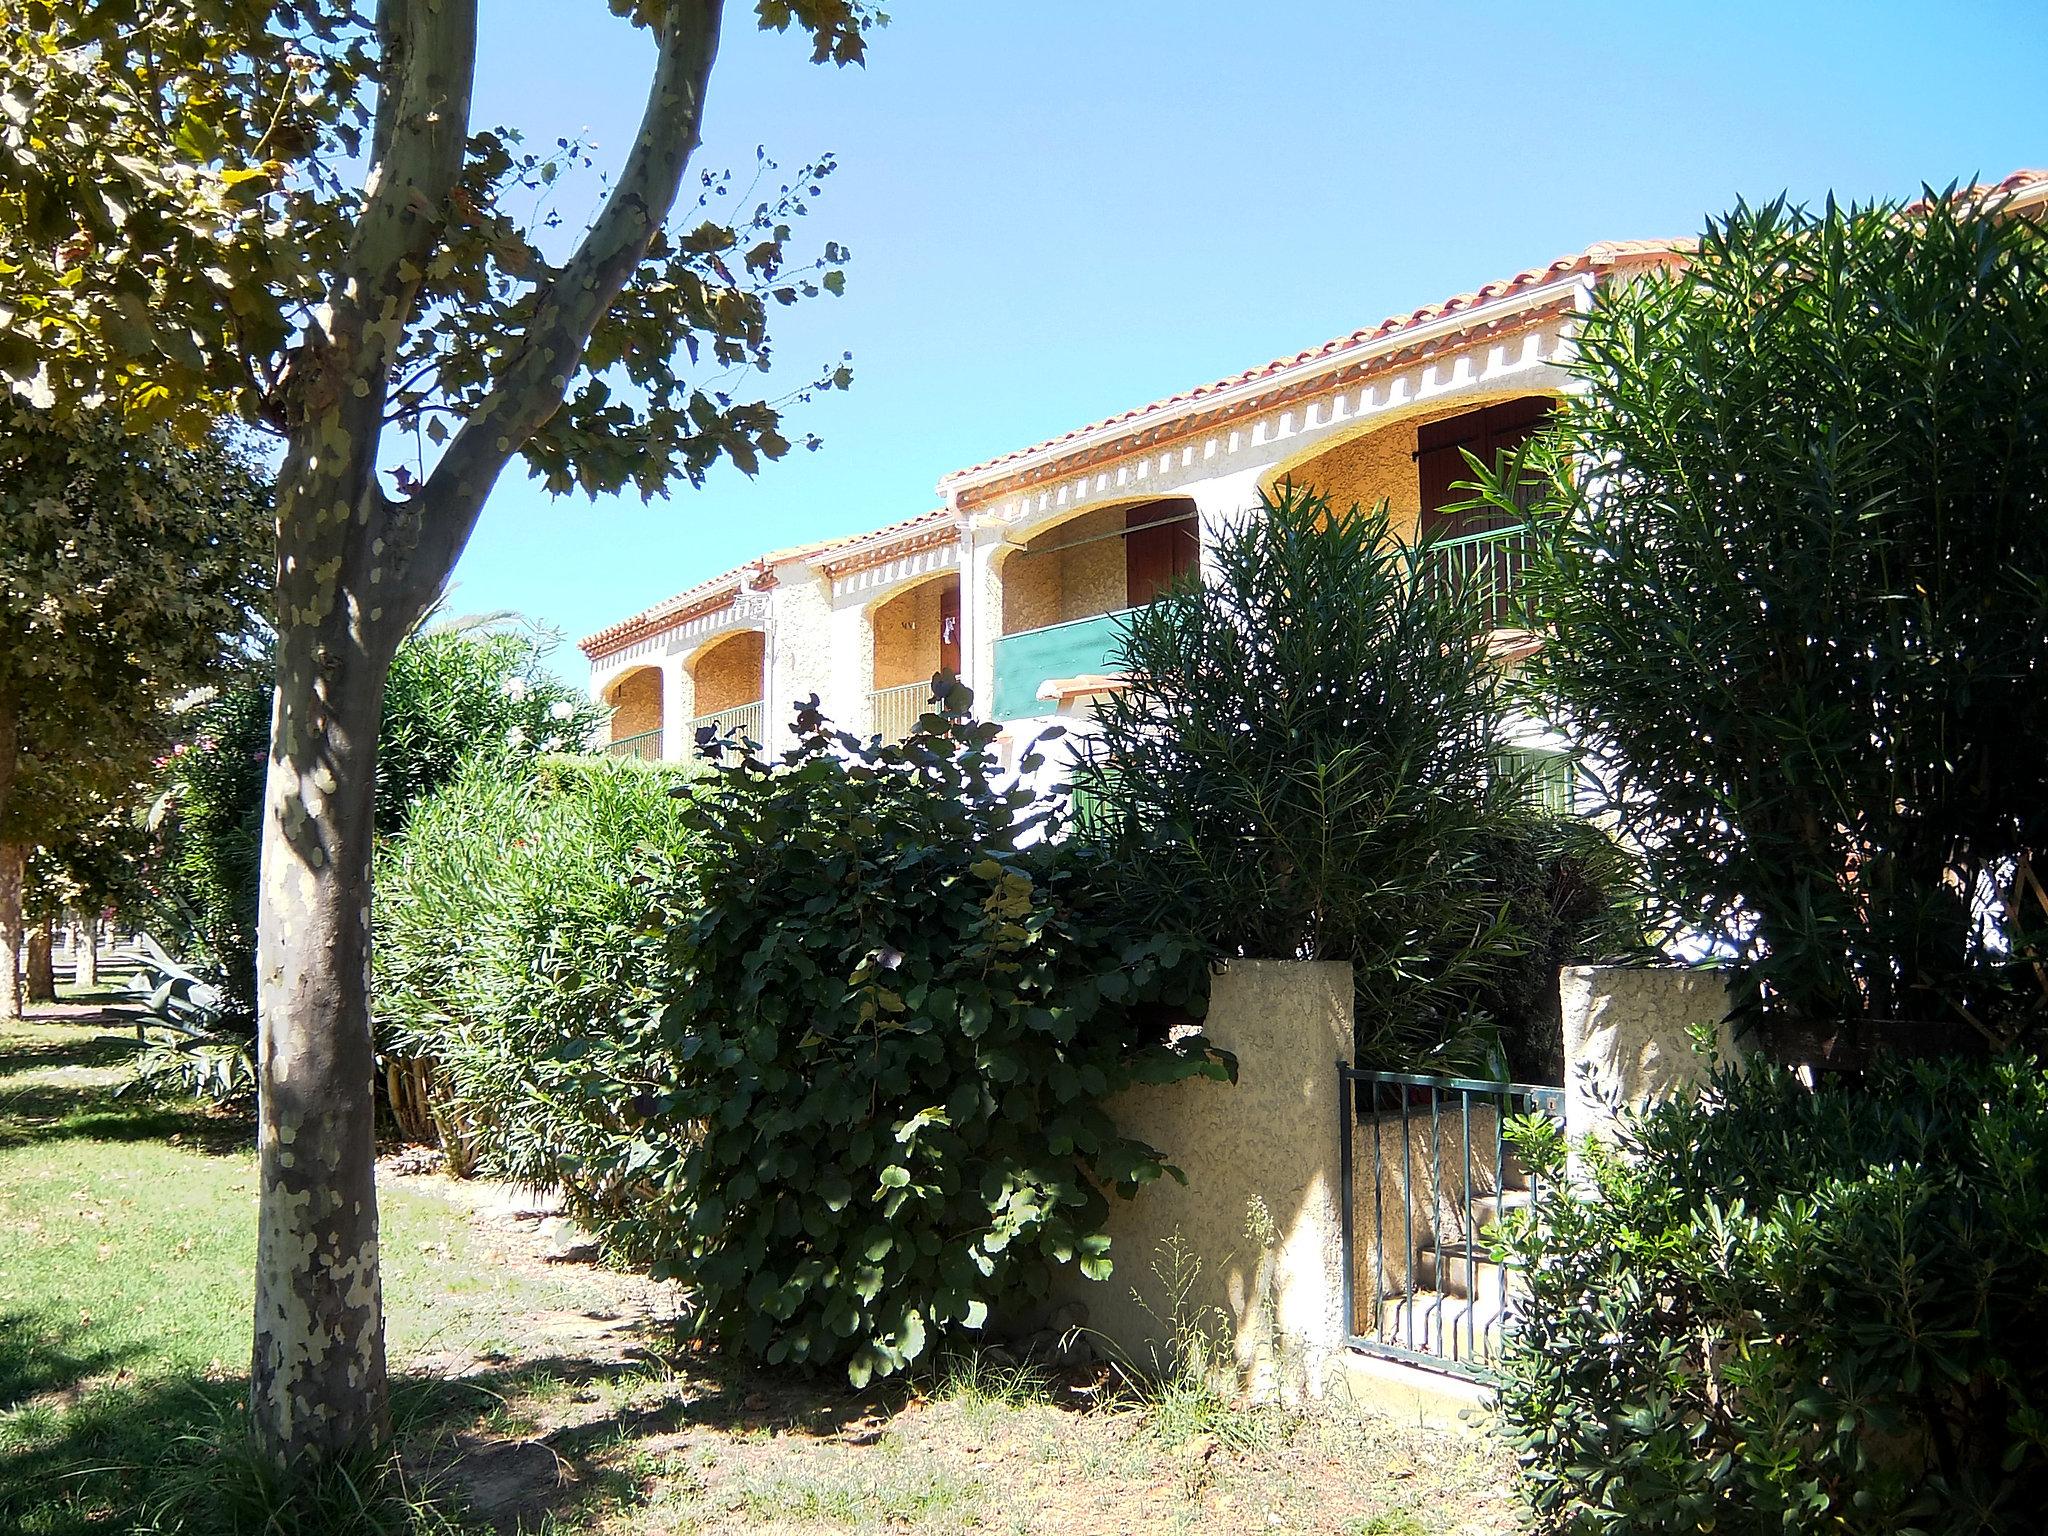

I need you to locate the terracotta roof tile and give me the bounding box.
[578,509,955,660]
[936,236,1690,491]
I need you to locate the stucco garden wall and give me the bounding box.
[1559,964,1734,1157]
[1057,959,1353,1397]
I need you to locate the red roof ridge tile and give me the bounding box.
[936,235,1692,491]
[578,508,955,659]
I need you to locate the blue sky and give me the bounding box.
[453,0,2046,684]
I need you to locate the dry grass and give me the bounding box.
[0,1004,1520,1535]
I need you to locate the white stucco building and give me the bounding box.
[578,170,2048,790]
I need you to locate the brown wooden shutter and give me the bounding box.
[1124,498,1201,606]
[1414,396,1554,540]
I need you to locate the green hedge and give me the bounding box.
[1496,1053,2048,1535]
[374,751,695,1220]
[581,690,1231,1385]
[157,623,602,1021]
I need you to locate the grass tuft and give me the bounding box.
[131,1402,475,1536]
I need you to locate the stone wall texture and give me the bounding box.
[1559,964,1733,1157]
[1280,418,1423,536]
[692,629,765,718]
[1056,959,1354,1397]
[871,576,952,691]
[605,665,662,742]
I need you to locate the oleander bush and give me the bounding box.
[374,750,695,1213]
[1495,1051,2048,1535]
[1077,481,1639,1074]
[1475,185,2048,1043]
[154,619,603,1023]
[581,687,1231,1385]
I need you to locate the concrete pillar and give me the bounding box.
[962,516,1007,719]
[1188,469,1267,585]
[955,518,982,707]
[1559,965,1734,1161]
[658,657,692,762]
[1056,959,1354,1399]
[822,595,871,735]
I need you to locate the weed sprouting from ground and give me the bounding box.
[935,1350,1056,1413]
[1090,1232,1292,1458]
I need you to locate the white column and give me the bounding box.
[659,657,690,761]
[758,600,782,754]
[1189,469,1267,586]
[962,515,1008,718]
[955,519,982,708]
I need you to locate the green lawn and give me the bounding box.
[0,1003,1520,1535]
[0,1003,633,1534]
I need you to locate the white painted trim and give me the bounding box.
[940,276,1595,498]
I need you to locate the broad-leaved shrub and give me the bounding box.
[1496,1052,2048,1534]
[605,687,1230,1385]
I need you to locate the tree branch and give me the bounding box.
[278,0,476,643]
[390,1,723,628]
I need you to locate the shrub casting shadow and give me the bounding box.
[0,1335,890,1534]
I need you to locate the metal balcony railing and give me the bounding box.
[688,700,765,754]
[1420,525,1535,627]
[868,681,933,744]
[605,727,663,762]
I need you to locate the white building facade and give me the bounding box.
[582,237,1692,783]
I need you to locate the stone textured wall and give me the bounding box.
[1055,959,1354,1397]
[998,505,1128,635]
[1559,965,1733,1158]
[871,577,952,691]
[605,665,663,742]
[769,573,834,741]
[1282,420,1422,537]
[1058,509,1126,622]
[691,629,765,718]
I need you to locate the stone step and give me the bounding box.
[1468,1189,1534,1230]
[1373,1291,1513,1363]
[1414,1242,1520,1302]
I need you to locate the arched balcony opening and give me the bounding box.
[686,629,767,752]
[602,666,664,761]
[868,574,960,743]
[1270,393,1558,628]
[989,496,1198,722]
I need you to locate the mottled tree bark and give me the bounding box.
[250,608,394,1459]
[75,914,98,992]
[0,688,20,1022]
[25,915,53,1004]
[0,844,20,1023]
[248,0,722,1466]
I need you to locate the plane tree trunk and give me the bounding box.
[247,0,721,1466]
[0,687,21,1022]
[75,915,98,991]
[25,915,53,1004]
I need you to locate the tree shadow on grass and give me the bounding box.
[0,1022,253,1156]
[0,1311,146,1410]
[0,1331,893,1535]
